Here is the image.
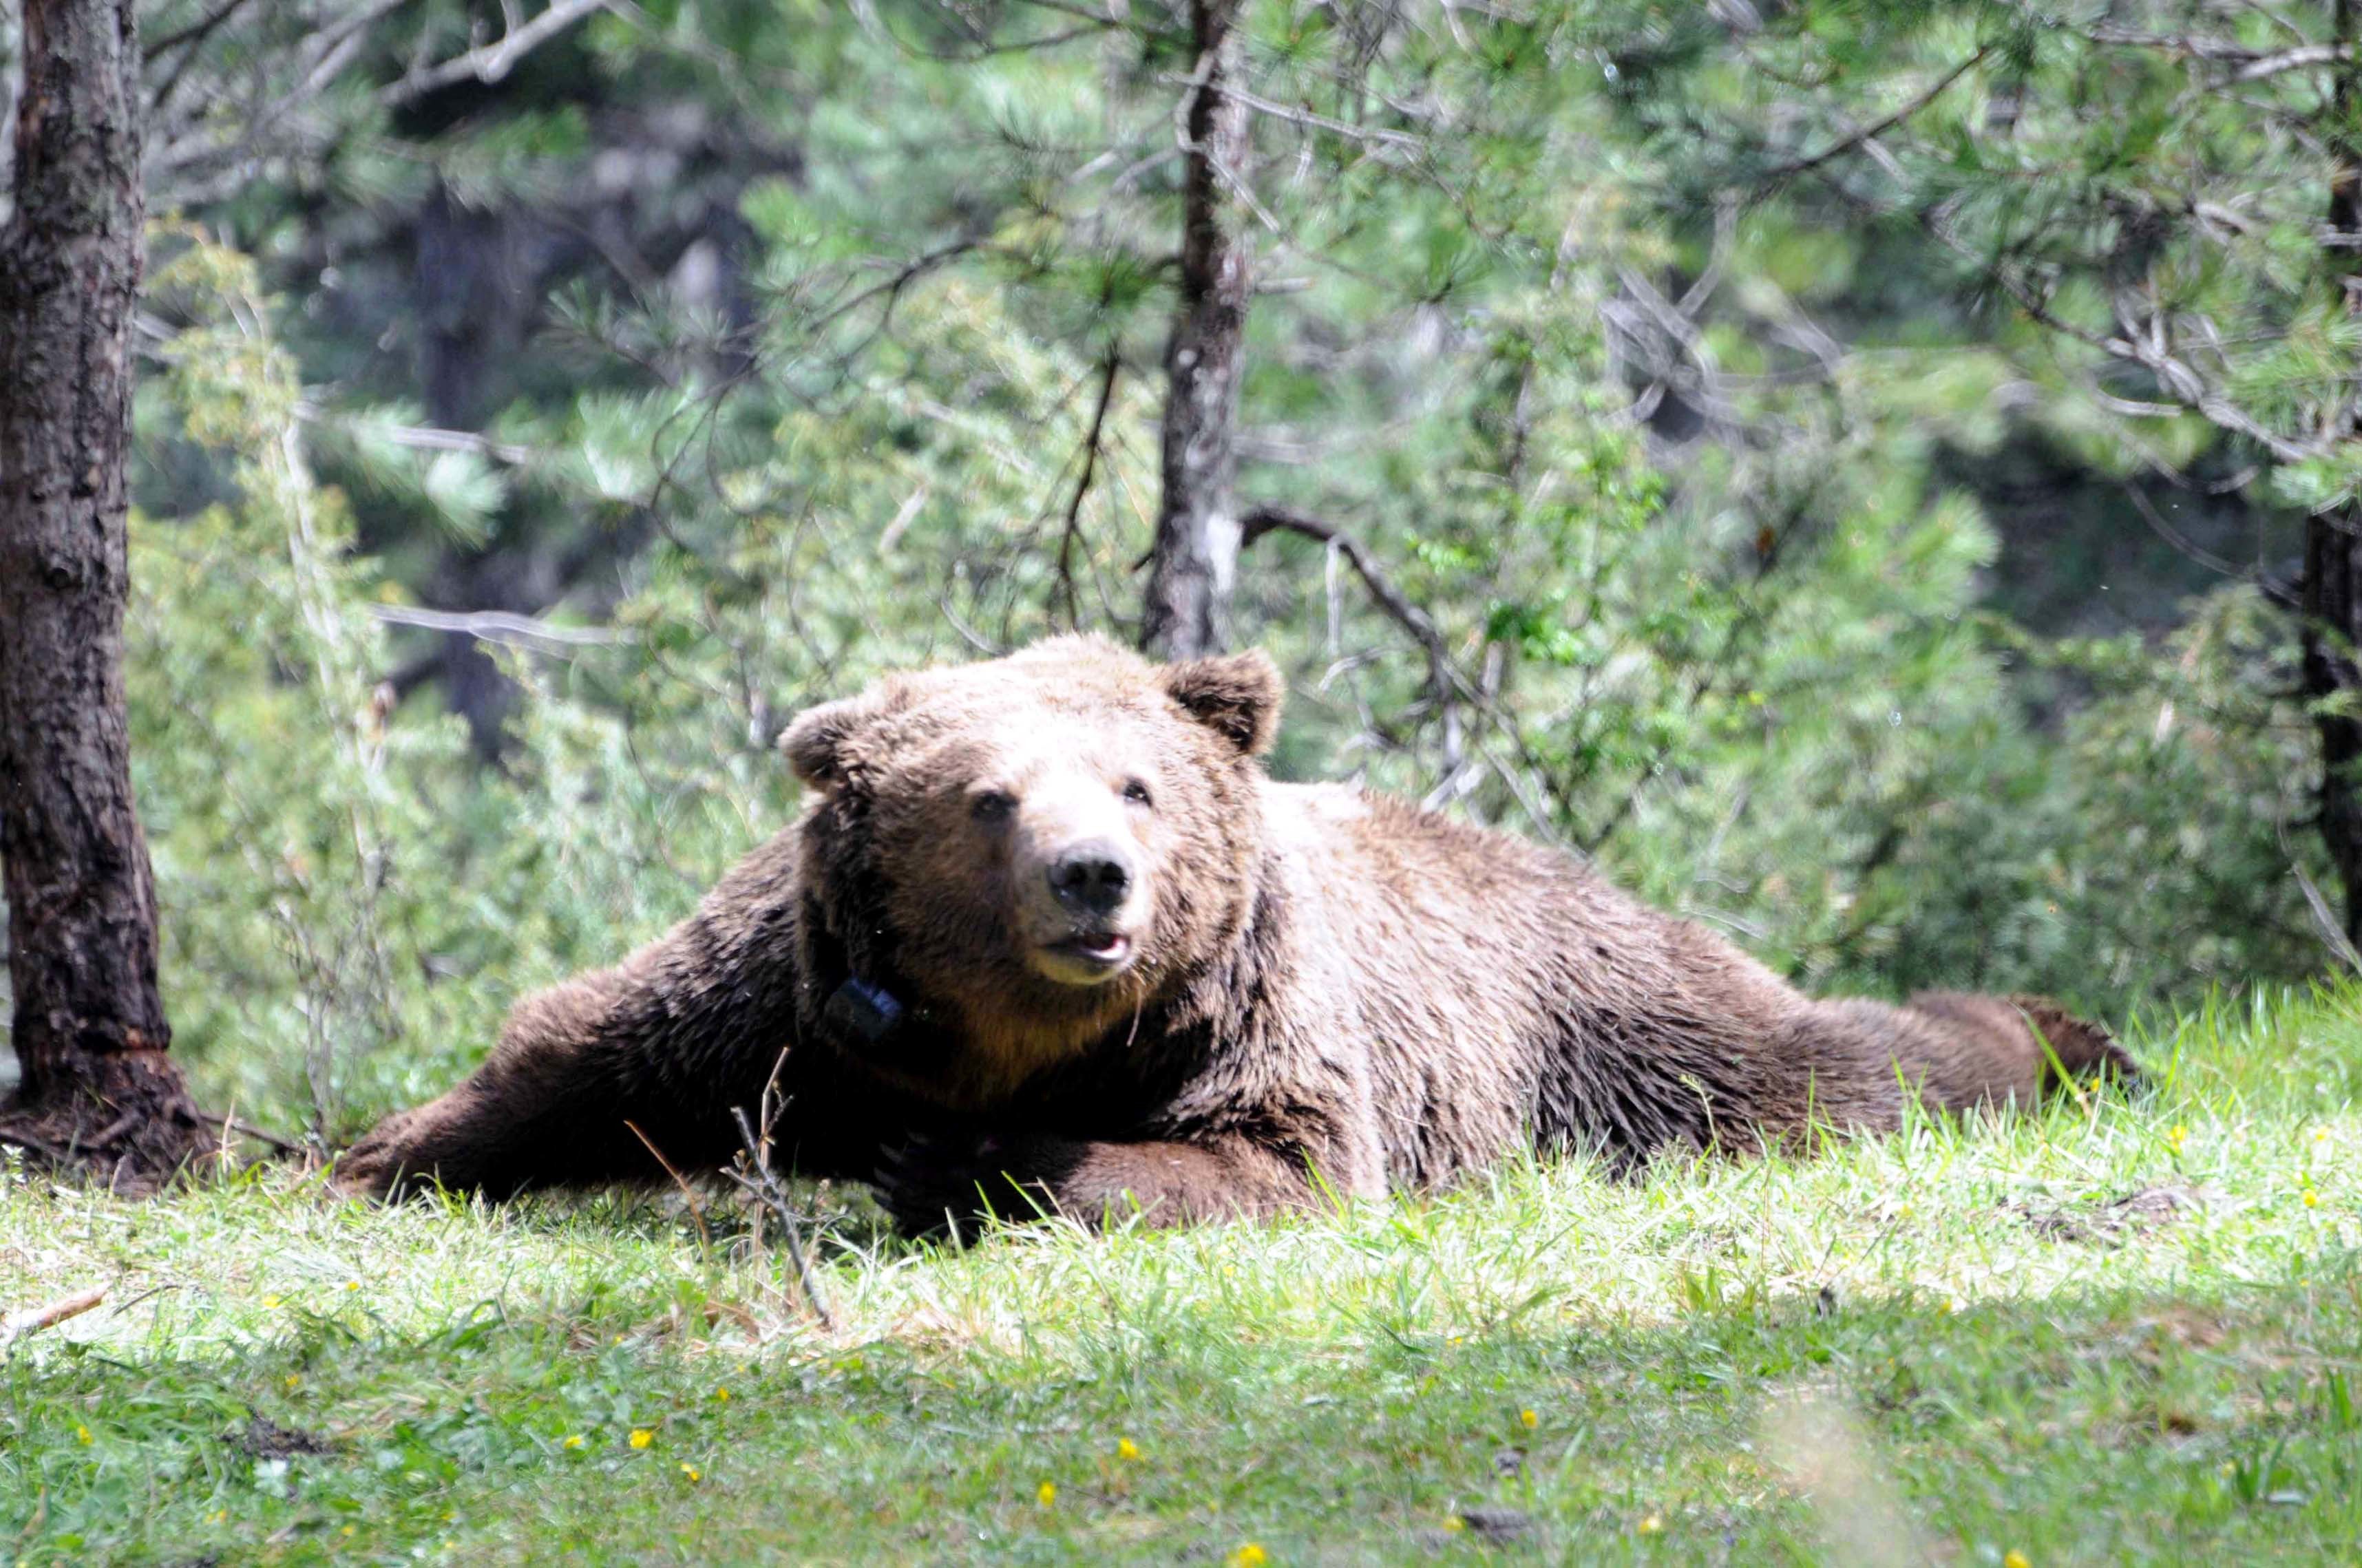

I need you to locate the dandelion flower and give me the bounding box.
[1638,1514,1664,1535]
[679,1463,702,1482]
[1520,1408,1539,1430]
[284,1374,299,1389]
[344,1280,360,1293]
[563,1434,585,1451]
[1228,1546,1269,1567]
[629,1428,655,1450]
[2165,1125,2189,1152]
[2004,1553,2031,1568]
[1117,1437,1141,1461]
[714,1387,731,1402]
[75,1425,92,1445]
[2303,1189,2321,1209]
[262,1295,282,1309]
[1037,1481,1057,1507]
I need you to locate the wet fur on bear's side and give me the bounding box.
[339,637,2134,1232]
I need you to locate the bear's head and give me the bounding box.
[779,635,1281,1106]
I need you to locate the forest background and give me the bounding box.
[1,0,2350,1145]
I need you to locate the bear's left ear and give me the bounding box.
[778,698,872,790]
[1160,649,1284,756]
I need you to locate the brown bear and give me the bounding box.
[339,636,2133,1232]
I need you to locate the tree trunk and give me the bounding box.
[1139,0,1253,661]
[0,0,206,1178]
[2308,0,2362,950]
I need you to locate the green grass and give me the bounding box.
[5,988,2360,1565]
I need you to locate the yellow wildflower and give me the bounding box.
[1442,1517,1466,1533]
[563,1434,585,1451]
[2165,1125,2189,1152]
[1117,1437,1141,1461]
[714,1387,731,1402]
[2004,1553,2031,1568]
[262,1295,282,1309]
[1037,1481,1057,1507]
[679,1462,702,1482]
[2303,1189,2321,1209]
[344,1281,360,1292]
[1638,1514,1664,1535]
[285,1374,299,1389]
[1229,1547,1269,1568]
[75,1425,92,1445]
[629,1428,655,1450]
[1520,1408,1539,1430]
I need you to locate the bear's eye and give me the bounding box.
[1121,778,1154,809]
[970,790,1017,824]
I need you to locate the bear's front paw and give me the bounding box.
[333,1101,474,1201]
[870,1133,1081,1241]
[331,1117,421,1201]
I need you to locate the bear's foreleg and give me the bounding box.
[337,961,770,1198]
[339,836,815,1198]
[872,1131,1338,1238]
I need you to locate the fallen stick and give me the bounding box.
[1,1286,108,1346]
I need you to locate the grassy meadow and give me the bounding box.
[3,986,2359,1565]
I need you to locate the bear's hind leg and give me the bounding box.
[1899,990,2137,1108]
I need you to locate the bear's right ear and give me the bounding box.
[1160,648,1284,756]
[778,699,870,790]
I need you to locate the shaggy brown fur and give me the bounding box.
[339,637,2135,1232]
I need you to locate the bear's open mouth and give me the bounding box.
[1042,931,1135,973]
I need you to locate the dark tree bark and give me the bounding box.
[1140,0,1253,661]
[0,0,207,1177]
[2305,0,2362,948]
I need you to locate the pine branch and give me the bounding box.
[1762,44,1993,182]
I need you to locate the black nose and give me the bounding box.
[1048,840,1133,915]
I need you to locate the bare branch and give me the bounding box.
[1,1286,107,1346]
[381,0,615,109]
[2230,43,2353,83]
[1156,72,1426,151]
[366,605,631,648]
[724,1055,832,1332]
[1761,45,1993,182]
[2123,483,2244,580]
[1242,504,1463,770]
[1055,349,1124,628]
[295,403,536,466]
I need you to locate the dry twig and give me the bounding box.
[1,1286,108,1348]
[723,1055,834,1331]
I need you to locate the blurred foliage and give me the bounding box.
[50,1,2343,1134]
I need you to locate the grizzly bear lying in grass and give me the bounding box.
[340,637,2132,1231]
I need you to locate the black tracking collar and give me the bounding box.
[824,974,906,1043]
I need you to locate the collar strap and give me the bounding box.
[824,975,906,1043]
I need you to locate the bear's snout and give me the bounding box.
[1048,839,1135,916]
